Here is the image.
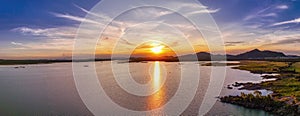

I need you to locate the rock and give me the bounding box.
[227,85,233,89]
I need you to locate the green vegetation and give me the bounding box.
[262,78,300,100]
[292,62,300,73]
[233,61,300,100]
[220,92,300,115]
[220,61,300,115]
[232,61,289,74]
[201,62,240,66]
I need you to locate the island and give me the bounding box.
[217,61,300,115]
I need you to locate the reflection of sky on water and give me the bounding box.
[0,61,272,115]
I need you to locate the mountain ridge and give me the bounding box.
[179,49,297,61]
[235,49,286,59]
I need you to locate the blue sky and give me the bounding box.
[0,0,299,59]
[0,0,99,29]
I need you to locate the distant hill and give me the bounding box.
[1,49,299,64]
[179,52,211,61]
[179,49,296,61]
[129,56,179,62]
[235,49,286,59]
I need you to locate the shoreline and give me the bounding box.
[218,61,300,115]
[1,58,300,65]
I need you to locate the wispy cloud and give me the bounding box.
[276,5,289,10]
[52,12,104,25]
[273,18,300,26]
[130,7,173,19]
[12,27,49,36]
[174,1,208,11]
[12,27,76,39]
[225,41,245,46]
[187,8,220,16]
[267,38,300,46]
[74,4,111,20]
[10,39,74,50]
[11,42,23,46]
[261,13,277,17]
[10,41,31,49]
[119,38,135,46]
[243,6,271,21]
[243,4,287,21]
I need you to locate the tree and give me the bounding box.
[254,90,262,98]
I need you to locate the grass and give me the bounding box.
[262,78,300,100]
[221,61,300,115]
[201,62,240,66]
[232,61,300,100]
[292,62,300,73]
[233,61,289,74]
[220,92,300,115]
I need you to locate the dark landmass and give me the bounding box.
[129,49,299,62]
[235,49,286,59]
[220,92,300,116]
[1,49,299,65]
[234,82,264,90]
[178,52,212,61]
[201,62,240,66]
[0,59,111,65]
[129,56,179,62]
[220,61,300,115]
[179,49,299,61]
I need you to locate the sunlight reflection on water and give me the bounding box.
[147,61,166,110]
[153,61,161,90]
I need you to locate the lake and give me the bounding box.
[0,61,272,115]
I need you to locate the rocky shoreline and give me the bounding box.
[222,79,300,115]
[220,92,300,115]
[219,61,300,115]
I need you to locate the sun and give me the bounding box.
[151,46,164,54]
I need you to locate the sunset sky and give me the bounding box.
[0,0,300,59]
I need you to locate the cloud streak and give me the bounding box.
[273,18,300,26]
[52,12,104,25]
[261,13,277,17]
[74,4,111,20]
[11,42,23,46]
[225,41,244,46]
[276,5,289,10]
[186,8,220,16]
[12,27,49,36]
[265,38,300,46]
[243,4,288,21]
[12,27,76,39]
[10,41,31,49]
[119,38,135,46]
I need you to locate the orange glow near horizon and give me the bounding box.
[128,41,177,57]
[151,46,164,54]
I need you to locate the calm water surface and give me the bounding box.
[0,61,272,115]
